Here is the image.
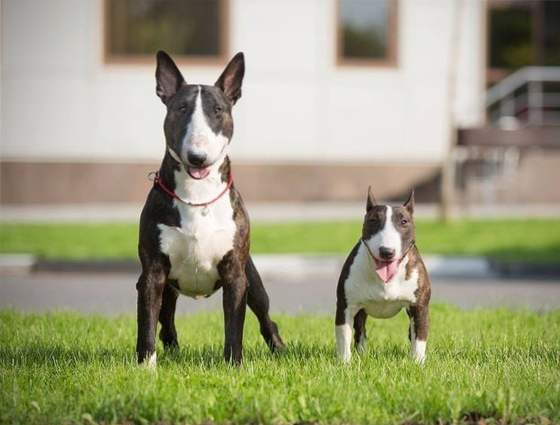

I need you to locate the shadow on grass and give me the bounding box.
[1,340,413,369]
[275,340,411,363]
[0,342,331,368]
[159,344,223,367]
[159,342,337,366]
[0,344,132,367]
[0,343,229,368]
[9,335,555,370]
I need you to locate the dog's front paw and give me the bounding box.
[337,350,352,364]
[147,351,157,368]
[138,351,158,371]
[340,356,352,364]
[411,340,426,364]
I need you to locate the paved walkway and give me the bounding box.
[1,271,558,315]
[2,202,560,223]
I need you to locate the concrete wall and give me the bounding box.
[1,0,486,165]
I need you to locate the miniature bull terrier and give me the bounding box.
[335,188,431,364]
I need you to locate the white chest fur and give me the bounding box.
[158,166,236,299]
[344,244,419,318]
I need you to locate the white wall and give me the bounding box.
[0,0,485,164]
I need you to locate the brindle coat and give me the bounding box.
[136,52,285,366]
[335,189,431,363]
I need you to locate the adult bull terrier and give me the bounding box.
[335,188,431,364]
[136,51,285,366]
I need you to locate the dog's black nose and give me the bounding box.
[379,246,396,260]
[187,151,207,167]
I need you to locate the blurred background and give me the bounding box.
[1,0,560,313]
[1,0,559,209]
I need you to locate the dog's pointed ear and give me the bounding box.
[156,51,185,104]
[215,52,245,105]
[404,189,415,214]
[366,186,377,212]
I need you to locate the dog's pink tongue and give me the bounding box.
[188,167,210,179]
[374,259,399,283]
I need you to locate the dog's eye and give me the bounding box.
[401,219,408,225]
[214,105,223,114]
[178,104,187,112]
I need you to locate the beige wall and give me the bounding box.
[1,0,486,165]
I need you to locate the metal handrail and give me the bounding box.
[486,66,560,107]
[486,66,560,127]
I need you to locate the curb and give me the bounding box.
[35,259,140,274]
[0,254,35,275]
[488,259,560,278]
[1,253,559,279]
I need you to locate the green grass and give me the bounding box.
[1,219,560,262]
[1,307,559,424]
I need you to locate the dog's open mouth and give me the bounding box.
[187,166,211,180]
[373,258,399,283]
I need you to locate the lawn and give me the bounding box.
[1,219,560,262]
[1,306,559,424]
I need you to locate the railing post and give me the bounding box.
[500,94,516,122]
[528,80,543,126]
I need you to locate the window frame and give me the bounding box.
[335,0,399,68]
[103,0,230,66]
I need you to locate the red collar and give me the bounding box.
[151,171,233,207]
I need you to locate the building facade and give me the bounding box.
[1,0,487,204]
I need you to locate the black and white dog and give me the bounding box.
[136,51,285,366]
[335,188,431,363]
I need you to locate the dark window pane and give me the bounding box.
[489,1,560,72]
[489,4,533,70]
[340,0,391,60]
[107,0,222,57]
[543,1,560,66]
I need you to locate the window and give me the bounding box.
[105,0,228,63]
[337,0,398,66]
[488,0,560,83]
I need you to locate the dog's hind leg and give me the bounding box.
[245,256,286,353]
[353,309,367,353]
[158,283,179,352]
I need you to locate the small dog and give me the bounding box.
[335,188,431,363]
[136,51,285,366]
